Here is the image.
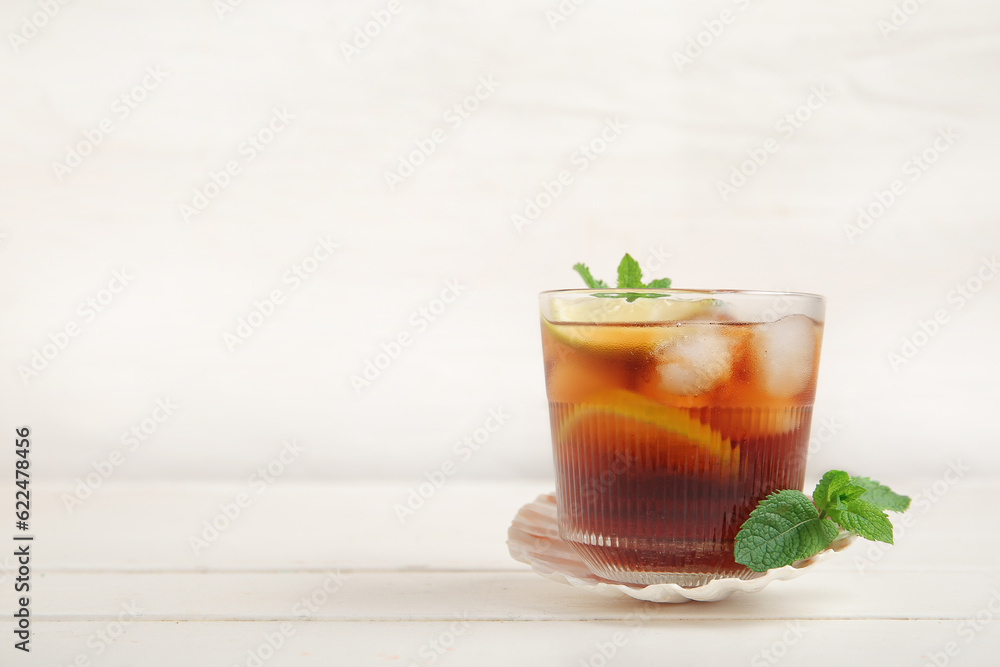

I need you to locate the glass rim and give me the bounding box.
[538,288,825,301]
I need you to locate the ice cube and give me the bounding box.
[754,314,818,398]
[655,329,735,396]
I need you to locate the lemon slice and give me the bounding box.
[557,389,738,475]
[543,296,719,352]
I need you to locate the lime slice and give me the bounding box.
[550,295,716,324]
[558,389,738,474]
[543,297,719,352]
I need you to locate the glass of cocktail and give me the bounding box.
[539,289,825,586]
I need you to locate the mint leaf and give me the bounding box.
[850,476,911,512]
[572,263,608,289]
[827,498,894,544]
[734,490,840,572]
[616,254,643,289]
[573,255,672,299]
[812,470,851,512]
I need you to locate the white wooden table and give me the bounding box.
[5,477,998,666]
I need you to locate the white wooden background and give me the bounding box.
[1,0,998,481]
[2,0,999,663]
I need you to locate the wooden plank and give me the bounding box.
[8,570,1000,622]
[10,620,1000,667]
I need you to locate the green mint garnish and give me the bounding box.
[617,253,643,290]
[849,476,912,512]
[734,471,910,572]
[573,253,671,301]
[825,497,894,545]
[733,490,841,573]
[572,263,609,289]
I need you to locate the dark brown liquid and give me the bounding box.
[542,319,819,585]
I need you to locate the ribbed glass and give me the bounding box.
[539,288,825,586]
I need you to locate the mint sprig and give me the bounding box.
[734,471,910,572]
[573,253,671,301]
